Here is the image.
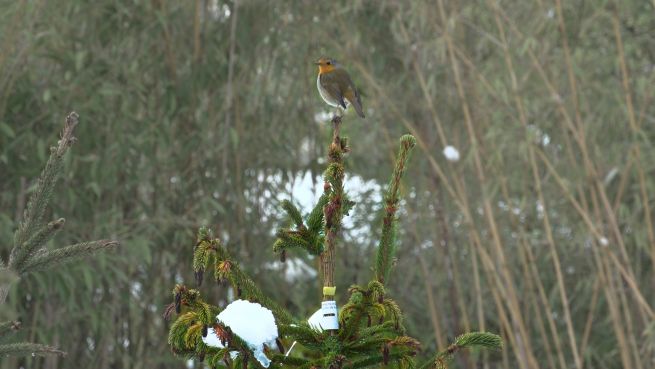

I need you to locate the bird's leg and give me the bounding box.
[328,107,343,126]
[333,106,345,120]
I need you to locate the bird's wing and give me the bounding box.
[335,69,365,118]
[319,72,347,109]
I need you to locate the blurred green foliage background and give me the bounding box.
[1,0,654,368]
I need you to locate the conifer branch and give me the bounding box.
[272,193,329,257]
[0,112,119,361]
[278,323,323,349]
[348,351,409,369]
[168,311,199,350]
[356,321,396,336]
[0,342,66,357]
[375,134,416,284]
[13,112,78,249]
[269,354,310,366]
[281,200,304,228]
[0,268,18,299]
[9,218,65,270]
[192,228,295,324]
[18,240,118,274]
[307,192,330,233]
[6,112,119,280]
[339,281,404,342]
[418,332,502,369]
[223,260,295,324]
[273,230,313,254]
[168,298,272,369]
[0,321,21,338]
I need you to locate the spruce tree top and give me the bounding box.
[166,116,501,369]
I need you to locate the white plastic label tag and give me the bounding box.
[320,300,339,330]
[307,300,339,331]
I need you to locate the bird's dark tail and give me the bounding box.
[351,99,365,119]
[344,90,365,119]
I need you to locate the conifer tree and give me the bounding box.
[0,112,119,357]
[166,116,501,369]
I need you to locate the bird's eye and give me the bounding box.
[326,61,331,65]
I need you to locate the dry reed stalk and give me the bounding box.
[437,2,538,368]
[579,278,600,360]
[488,4,582,368]
[587,186,634,369]
[418,256,447,350]
[610,8,655,278]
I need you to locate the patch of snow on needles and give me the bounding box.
[202,299,278,367]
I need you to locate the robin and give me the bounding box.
[315,57,365,118]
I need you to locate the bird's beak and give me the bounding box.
[313,61,320,65]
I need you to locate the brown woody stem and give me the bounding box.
[321,115,344,301]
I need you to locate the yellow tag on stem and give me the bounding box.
[323,286,336,296]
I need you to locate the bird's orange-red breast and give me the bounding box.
[315,57,365,118]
